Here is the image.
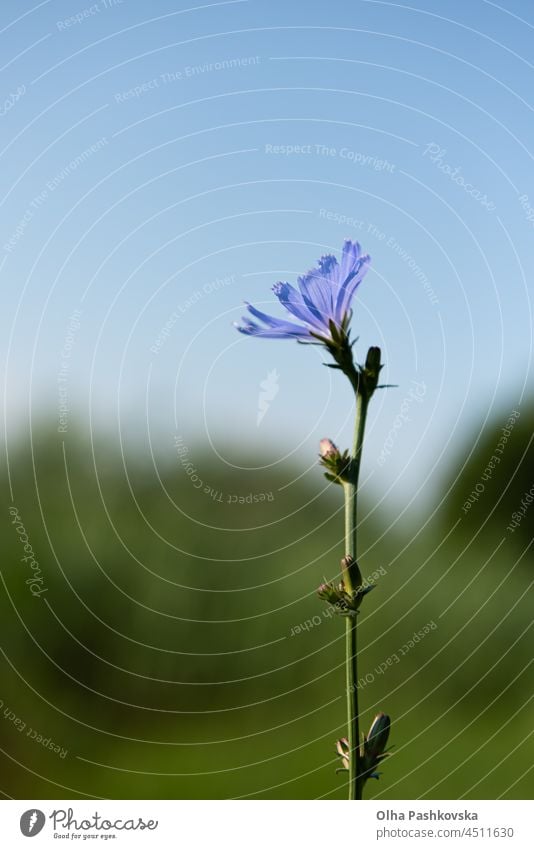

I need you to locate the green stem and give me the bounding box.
[343,391,369,800]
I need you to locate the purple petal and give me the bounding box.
[297,254,340,324]
[235,319,311,339]
[234,302,312,339]
[339,240,362,283]
[272,282,325,329]
[335,252,371,323]
[244,301,290,327]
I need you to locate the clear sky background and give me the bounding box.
[1,0,532,516]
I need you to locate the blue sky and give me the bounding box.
[1,0,532,512]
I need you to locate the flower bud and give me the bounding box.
[319,438,339,459]
[341,554,363,591]
[336,737,350,771]
[317,581,339,604]
[365,346,382,373]
[317,568,373,615]
[318,440,352,484]
[361,346,383,397]
[365,712,390,762]
[359,712,392,781]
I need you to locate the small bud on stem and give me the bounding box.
[341,554,363,594]
[359,346,383,398]
[318,438,352,484]
[360,713,392,782]
[319,438,339,459]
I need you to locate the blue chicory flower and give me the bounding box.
[235,240,370,342]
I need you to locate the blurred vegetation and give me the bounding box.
[0,406,532,800]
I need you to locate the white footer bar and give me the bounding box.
[0,799,530,848]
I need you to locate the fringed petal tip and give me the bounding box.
[318,253,339,274]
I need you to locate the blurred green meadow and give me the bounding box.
[0,405,532,800]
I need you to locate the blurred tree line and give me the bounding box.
[0,404,532,799]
